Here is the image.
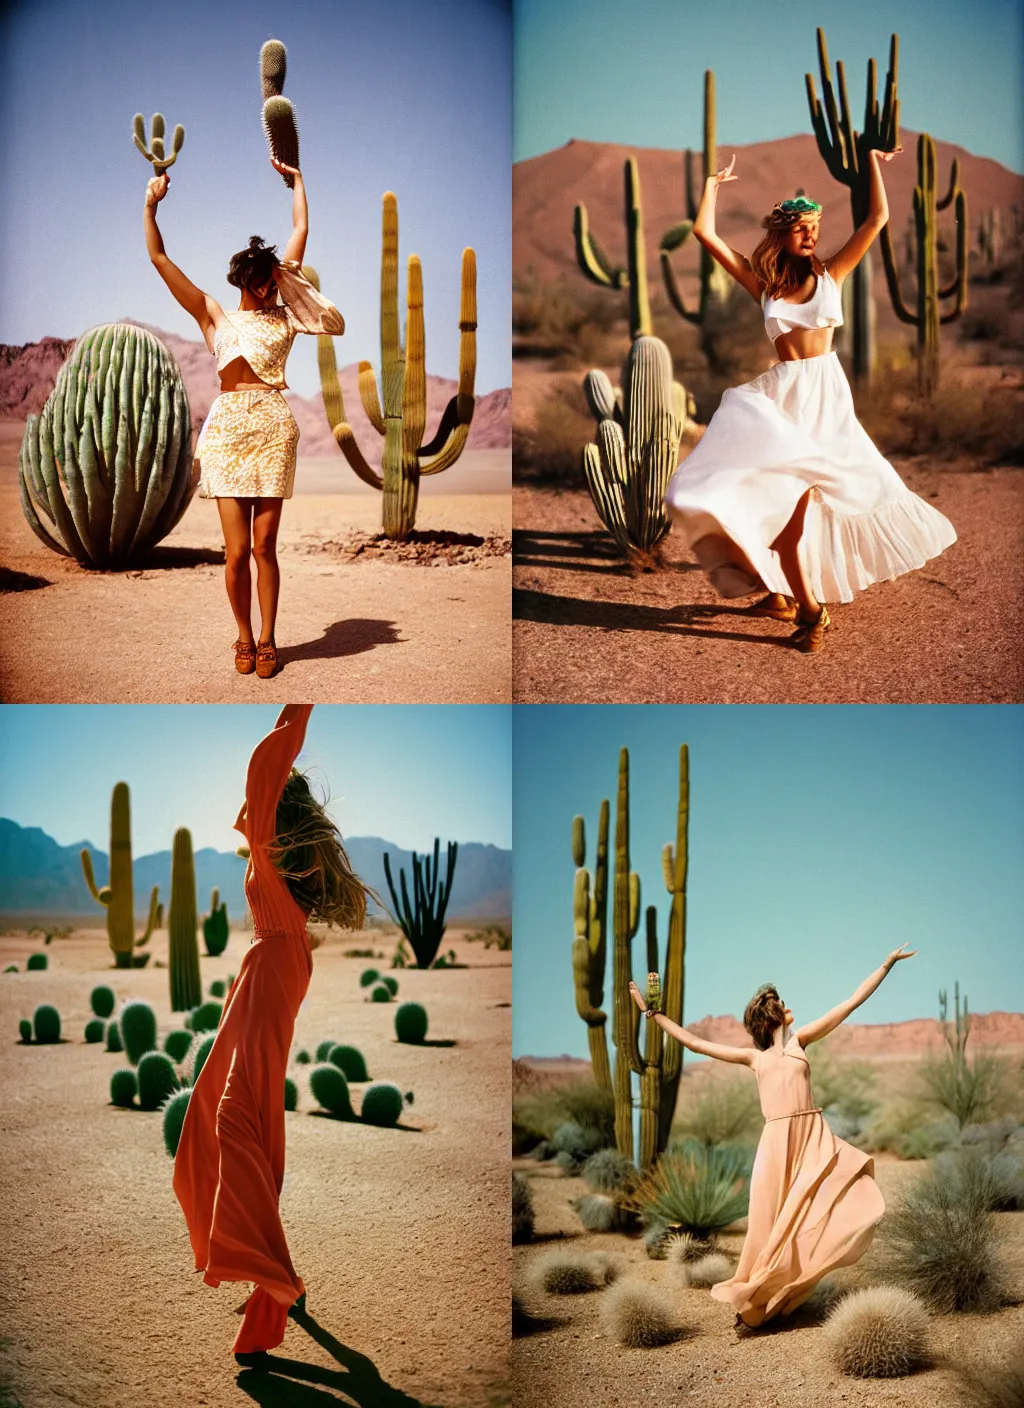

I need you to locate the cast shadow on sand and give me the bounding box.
[307,1111,422,1132]
[236,1302,441,1407]
[130,545,226,570]
[513,587,791,648]
[0,566,52,593]
[275,619,401,668]
[513,527,668,576]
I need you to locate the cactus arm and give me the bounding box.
[455,247,477,425]
[18,469,70,555]
[936,158,959,214]
[135,885,160,947]
[806,74,846,183]
[684,149,698,223]
[878,222,917,324]
[80,849,108,906]
[659,247,698,324]
[836,60,859,181]
[573,204,627,288]
[418,395,460,456]
[624,158,652,340]
[817,31,850,179]
[418,422,470,476]
[939,189,969,323]
[358,362,386,435]
[333,424,384,490]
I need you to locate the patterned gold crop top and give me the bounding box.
[213,260,344,389]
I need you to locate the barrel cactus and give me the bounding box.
[371,983,393,1003]
[26,953,47,971]
[327,1044,369,1082]
[359,968,380,988]
[164,1029,192,1063]
[161,1086,192,1156]
[84,1018,105,1043]
[110,1067,138,1108]
[105,1020,124,1053]
[395,1002,428,1045]
[91,985,116,1018]
[192,1033,216,1083]
[380,975,399,996]
[309,1063,353,1118]
[315,1038,337,1061]
[18,1018,31,1043]
[259,40,299,187]
[209,979,227,999]
[284,1076,298,1111]
[33,1004,61,1043]
[295,1049,311,1064]
[137,1051,179,1111]
[19,324,194,567]
[119,1000,157,1064]
[188,1000,223,1034]
[360,1081,404,1127]
[169,827,202,1012]
[202,888,229,958]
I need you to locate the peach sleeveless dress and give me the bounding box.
[710,1032,885,1326]
[173,705,313,1354]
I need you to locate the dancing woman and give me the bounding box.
[629,943,917,1327]
[664,149,956,653]
[173,704,372,1359]
[144,158,344,678]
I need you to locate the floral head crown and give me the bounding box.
[762,196,823,231]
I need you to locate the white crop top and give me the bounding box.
[213,261,344,389]
[762,269,843,344]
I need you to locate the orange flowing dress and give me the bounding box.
[710,1032,885,1326]
[173,706,313,1354]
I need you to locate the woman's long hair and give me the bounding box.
[743,984,787,1051]
[751,198,824,301]
[267,769,374,933]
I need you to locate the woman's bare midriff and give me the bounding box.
[773,327,836,362]
[218,354,274,393]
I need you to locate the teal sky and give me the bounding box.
[513,706,1024,1059]
[0,0,512,396]
[514,0,1024,172]
[0,705,512,855]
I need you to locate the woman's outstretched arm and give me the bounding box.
[628,980,756,1066]
[691,156,763,302]
[143,174,222,347]
[795,943,917,1047]
[272,159,308,266]
[824,147,902,286]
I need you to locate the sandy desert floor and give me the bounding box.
[0,425,511,703]
[512,467,1024,704]
[0,923,511,1408]
[512,1155,1024,1408]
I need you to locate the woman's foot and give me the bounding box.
[789,604,831,653]
[746,592,798,622]
[233,638,256,675]
[234,1350,269,1368]
[288,1291,307,1320]
[255,640,278,679]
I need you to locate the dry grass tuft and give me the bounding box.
[600,1281,684,1348]
[824,1286,930,1378]
[679,1252,733,1289]
[665,1231,718,1266]
[570,1192,621,1233]
[512,1173,534,1245]
[533,1249,604,1296]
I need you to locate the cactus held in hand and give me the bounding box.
[259,41,298,186]
[168,827,202,1012]
[119,999,157,1064]
[383,838,458,969]
[395,1001,428,1045]
[202,888,229,958]
[132,112,185,175]
[81,784,160,968]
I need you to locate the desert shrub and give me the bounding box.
[315,1039,337,1061]
[110,1067,137,1108]
[33,1004,60,1043]
[328,1044,369,1082]
[395,1002,428,1045]
[630,1144,750,1239]
[513,381,601,483]
[879,1156,1006,1311]
[189,1000,223,1034]
[513,1079,616,1154]
[465,924,511,949]
[163,1030,192,1063]
[552,1120,605,1162]
[370,983,392,1003]
[582,1147,636,1194]
[191,1034,216,1083]
[680,1252,733,1288]
[4,964,17,973]
[161,1087,191,1156]
[512,1173,534,1245]
[665,1231,718,1266]
[18,1018,31,1043]
[380,975,399,996]
[284,1076,298,1112]
[934,1145,1024,1213]
[671,1074,764,1147]
[360,1081,403,1127]
[359,967,380,988]
[533,1249,605,1296]
[137,1051,179,1111]
[119,1000,156,1063]
[84,1018,105,1043]
[600,1281,682,1348]
[857,367,1024,465]
[917,1049,1012,1130]
[26,953,47,971]
[105,1020,123,1053]
[824,1286,930,1378]
[513,272,626,368]
[859,1101,960,1160]
[961,1119,1023,1150]
[530,1140,552,1161]
[571,1194,622,1233]
[807,1046,879,1123]
[295,1049,311,1064]
[309,1063,353,1118]
[90,985,115,1018]
[952,1344,1024,1408]
[823,1106,864,1142]
[209,979,227,999]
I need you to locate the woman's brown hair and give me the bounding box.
[227,235,280,293]
[743,984,787,1050]
[267,770,374,933]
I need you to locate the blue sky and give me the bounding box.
[0,0,511,397]
[513,706,1024,1058]
[0,705,512,855]
[514,0,1024,172]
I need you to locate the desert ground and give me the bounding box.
[0,921,511,1408]
[0,425,511,704]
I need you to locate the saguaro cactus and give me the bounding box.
[806,28,900,384]
[571,803,612,1094]
[878,133,968,398]
[309,193,477,540]
[80,782,160,969]
[132,113,184,174]
[574,155,652,341]
[19,324,194,567]
[259,39,299,187]
[383,838,459,969]
[202,887,229,958]
[977,209,1003,271]
[610,749,642,1161]
[939,981,971,1061]
[168,827,202,1012]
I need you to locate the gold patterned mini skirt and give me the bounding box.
[195,389,300,499]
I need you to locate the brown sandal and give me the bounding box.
[747,592,799,622]
[255,640,278,678]
[233,638,256,675]
[790,605,831,653]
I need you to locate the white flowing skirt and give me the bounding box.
[664,351,957,604]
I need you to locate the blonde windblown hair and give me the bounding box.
[750,196,824,301]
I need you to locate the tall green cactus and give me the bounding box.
[977,208,1003,271]
[571,803,612,1094]
[259,40,299,188]
[132,113,184,174]
[878,133,968,398]
[202,887,229,958]
[168,827,202,1012]
[308,193,477,540]
[80,782,159,970]
[610,749,642,1161]
[939,981,971,1061]
[19,324,194,567]
[806,28,900,384]
[383,838,459,969]
[659,70,736,371]
[574,156,652,341]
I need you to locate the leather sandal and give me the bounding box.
[790,605,831,653]
[747,592,799,622]
[233,638,256,675]
[255,640,278,679]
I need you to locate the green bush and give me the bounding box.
[192,1034,216,1084]
[632,1144,750,1239]
[514,1080,616,1155]
[284,1076,298,1112]
[84,1018,105,1043]
[361,1082,404,1127]
[110,1067,137,1108]
[512,1173,534,1244]
[33,1004,61,1043]
[552,1120,604,1164]
[807,1046,879,1123]
[359,967,380,988]
[370,983,392,1003]
[328,1044,369,1082]
[582,1147,636,1194]
[671,1074,764,1147]
[395,1002,428,1045]
[934,1145,1024,1213]
[161,1087,191,1156]
[137,1051,180,1111]
[309,1063,353,1117]
[164,1029,192,1063]
[90,985,116,1018]
[26,953,47,971]
[917,1050,1011,1130]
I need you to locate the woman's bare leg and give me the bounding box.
[252,498,285,645]
[216,498,255,643]
[770,488,819,619]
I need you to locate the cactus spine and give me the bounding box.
[168,827,201,1012]
[309,193,477,540]
[132,113,185,174]
[80,782,160,969]
[383,838,459,969]
[878,134,968,398]
[571,802,612,1094]
[806,29,900,384]
[19,324,194,567]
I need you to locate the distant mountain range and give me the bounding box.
[0,817,511,922]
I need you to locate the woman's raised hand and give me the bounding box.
[145,173,169,207]
[270,155,302,180]
[628,980,648,1013]
[883,943,917,970]
[871,146,904,165]
[711,154,738,185]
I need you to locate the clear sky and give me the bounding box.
[513,0,1024,173]
[0,0,511,396]
[513,706,1024,1059]
[0,704,512,855]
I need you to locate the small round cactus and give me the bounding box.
[209,979,227,999]
[370,983,392,1003]
[164,1029,192,1063]
[26,953,47,971]
[84,1018,105,1043]
[601,1282,681,1347]
[161,1087,192,1156]
[18,1018,31,1043]
[380,975,398,996]
[295,1049,311,1064]
[119,1000,157,1063]
[533,1249,604,1295]
[188,1000,223,1034]
[110,1067,138,1108]
[360,1081,404,1127]
[137,1051,180,1111]
[33,1004,61,1043]
[192,1033,216,1083]
[824,1286,930,1378]
[572,1193,620,1233]
[680,1253,733,1289]
[315,1039,337,1061]
[4,964,18,973]
[90,985,116,1018]
[105,1020,124,1053]
[327,1044,369,1082]
[359,967,380,988]
[284,1076,298,1111]
[395,1002,428,1044]
[309,1062,353,1118]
